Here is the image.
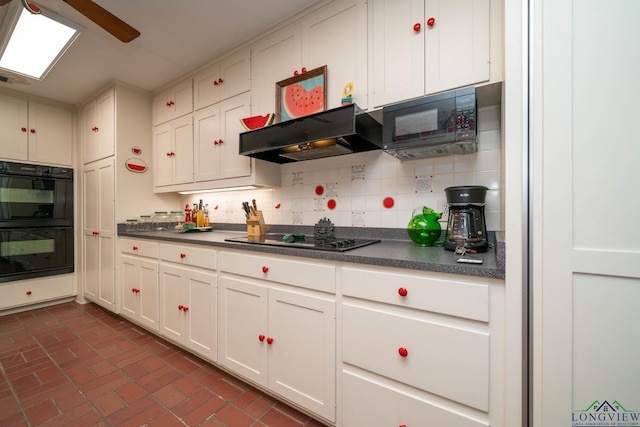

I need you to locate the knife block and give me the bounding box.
[246,211,266,238]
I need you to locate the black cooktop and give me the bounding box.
[224,234,381,252]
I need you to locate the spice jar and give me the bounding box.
[138,215,152,232]
[153,211,169,231]
[170,211,183,228]
[125,219,138,232]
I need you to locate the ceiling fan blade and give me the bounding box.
[62,0,140,42]
[0,0,13,6]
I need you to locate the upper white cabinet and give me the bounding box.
[193,49,251,110]
[372,0,502,107]
[301,0,368,110]
[83,88,115,164]
[194,94,251,182]
[152,78,193,126]
[0,93,73,166]
[251,0,368,115]
[153,115,194,187]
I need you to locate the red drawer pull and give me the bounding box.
[398,287,408,297]
[398,347,408,357]
[178,305,184,310]
[180,253,186,259]
[132,246,138,251]
[262,266,269,273]
[266,337,274,345]
[427,17,435,27]
[413,22,421,32]
[183,306,189,312]
[26,290,32,295]
[258,334,265,342]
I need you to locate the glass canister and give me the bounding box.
[153,211,169,231]
[138,215,152,232]
[170,211,183,228]
[125,219,138,232]
[407,206,443,246]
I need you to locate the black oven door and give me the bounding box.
[0,227,74,282]
[0,162,73,227]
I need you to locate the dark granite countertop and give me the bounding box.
[118,224,505,280]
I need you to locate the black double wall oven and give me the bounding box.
[0,161,74,282]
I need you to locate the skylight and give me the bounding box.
[0,3,82,80]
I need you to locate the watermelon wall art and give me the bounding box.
[275,65,327,123]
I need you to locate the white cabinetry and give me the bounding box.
[340,265,504,427]
[153,115,194,187]
[193,49,251,110]
[82,157,115,311]
[119,238,159,331]
[82,88,115,164]
[194,94,251,182]
[0,276,74,312]
[372,0,501,107]
[219,251,336,423]
[152,78,193,126]
[252,0,368,114]
[0,93,73,166]
[159,243,217,362]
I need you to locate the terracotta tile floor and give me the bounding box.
[0,302,328,427]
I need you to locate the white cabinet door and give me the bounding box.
[194,94,251,182]
[301,0,369,110]
[120,254,159,331]
[83,89,115,164]
[251,23,302,116]
[0,93,28,160]
[194,49,251,110]
[218,275,269,386]
[424,0,490,94]
[268,288,336,422]
[82,158,115,311]
[372,0,425,107]
[27,102,73,166]
[153,78,193,126]
[153,115,193,187]
[159,262,217,361]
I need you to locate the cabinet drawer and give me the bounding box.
[343,370,488,427]
[342,266,489,322]
[0,276,74,310]
[120,238,159,258]
[342,304,489,411]
[159,243,217,270]
[219,251,335,293]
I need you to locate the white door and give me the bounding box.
[95,89,115,160]
[0,93,28,160]
[28,102,73,166]
[97,160,115,310]
[424,0,490,94]
[138,259,159,331]
[533,0,640,425]
[194,104,221,182]
[268,288,336,422]
[217,96,251,180]
[184,268,217,361]
[218,275,268,386]
[172,115,194,185]
[82,164,99,300]
[159,264,186,343]
[120,255,139,320]
[371,0,425,107]
[153,123,173,187]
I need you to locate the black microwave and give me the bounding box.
[382,87,477,160]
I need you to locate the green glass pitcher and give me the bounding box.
[407,206,442,246]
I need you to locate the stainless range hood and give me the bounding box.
[239,104,382,164]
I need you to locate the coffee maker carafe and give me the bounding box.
[444,185,489,253]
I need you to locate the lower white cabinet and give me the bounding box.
[0,275,74,312]
[219,251,336,423]
[119,238,160,331]
[158,244,217,362]
[340,264,504,427]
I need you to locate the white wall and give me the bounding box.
[182,104,503,230]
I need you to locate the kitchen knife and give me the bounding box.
[242,202,250,219]
[252,199,257,211]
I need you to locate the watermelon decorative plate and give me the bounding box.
[240,113,275,131]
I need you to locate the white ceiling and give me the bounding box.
[0,0,321,106]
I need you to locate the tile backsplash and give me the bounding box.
[183,105,503,231]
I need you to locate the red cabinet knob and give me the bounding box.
[166,100,175,106]
[413,22,421,32]
[218,78,223,83]
[398,287,408,297]
[133,246,138,251]
[218,139,223,144]
[178,304,184,310]
[30,129,36,134]
[400,425,407,427]
[132,288,136,293]
[26,290,32,295]
[21,127,27,132]
[213,80,219,86]
[301,67,307,73]
[180,253,186,259]
[398,347,408,357]
[262,266,269,273]
[258,334,265,342]
[183,306,189,312]
[166,152,172,157]
[427,17,435,27]
[266,337,274,344]
[92,231,99,235]
[213,140,219,145]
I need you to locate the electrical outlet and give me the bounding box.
[437,199,449,219]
